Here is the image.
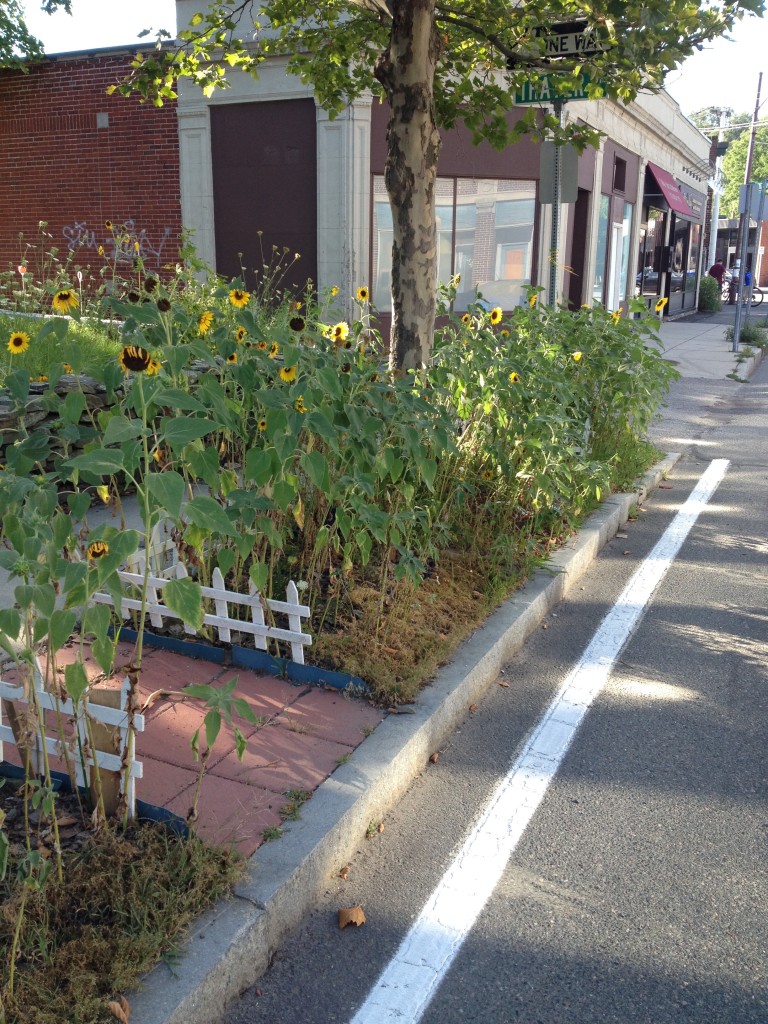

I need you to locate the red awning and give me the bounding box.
[646,162,696,219]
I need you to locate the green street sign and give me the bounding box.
[515,74,600,105]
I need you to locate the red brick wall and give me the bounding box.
[0,51,181,296]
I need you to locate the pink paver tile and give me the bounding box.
[140,650,224,691]
[212,669,308,730]
[208,722,352,794]
[166,774,284,856]
[136,700,209,771]
[274,688,383,746]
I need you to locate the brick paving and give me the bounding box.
[2,642,383,858]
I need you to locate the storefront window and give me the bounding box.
[619,202,633,301]
[637,208,665,297]
[371,176,536,312]
[686,224,701,304]
[593,195,609,303]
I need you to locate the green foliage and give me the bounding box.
[721,124,768,217]
[698,274,722,312]
[725,320,768,349]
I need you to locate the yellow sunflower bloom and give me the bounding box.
[611,310,622,324]
[489,307,503,325]
[229,288,250,309]
[52,289,79,315]
[332,321,349,343]
[7,331,30,355]
[227,352,238,364]
[655,297,669,313]
[87,541,109,560]
[198,311,214,335]
[63,363,74,374]
[269,342,279,358]
[508,371,520,384]
[529,294,538,308]
[330,286,339,297]
[257,418,267,432]
[295,395,307,413]
[119,345,152,374]
[257,340,268,351]
[572,351,583,363]
[235,326,247,343]
[279,364,298,383]
[147,358,162,375]
[356,286,370,303]
[96,485,110,504]
[461,313,471,325]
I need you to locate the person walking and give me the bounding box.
[708,259,726,288]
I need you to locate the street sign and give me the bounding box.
[514,74,599,105]
[534,20,609,58]
[539,143,578,204]
[739,182,768,220]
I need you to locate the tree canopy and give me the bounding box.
[8,0,767,367]
[0,0,70,68]
[721,123,768,217]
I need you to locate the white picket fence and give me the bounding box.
[91,523,312,664]
[0,659,145,817]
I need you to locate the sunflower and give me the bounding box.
[257,418,267,432]
[269,342,280,358]
[229,288,250,309]
[461,313,471,325]
[257,340,268,351]
[63,363,74,373]
[7,331,30,355]
[331,321,349,344]
[500,329,510,338]
[52,289,79,315]
[37,374,48,383]
[119,345,152,373]
[157,298,171,313]
[655,297,669,313]
[98,245,105,257]
[529,294,538,308]
[611,310,622,324]
[289,316,306,332]
[87,541,109,560]
[572,351,583,363]
[279,364,297,383]
[508,371,520,384]
[147,358,162,375]
[104,220,113,230]
[198,311,214,335]
[96,485,110,504]
[294,395,306,414]
[489,307,503,325]
[227,352,238,364]
[340,362,351,373]
[234,326,247,343]
[144,277,158,293]
[481,469,495,481]
[127,291,141,304]
[153,447,168,466]
[356,285,370,303]
[330,286,339,297]
[290,300,303,312]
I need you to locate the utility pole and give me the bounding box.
[705,106,731,270]
[729,72,762,304]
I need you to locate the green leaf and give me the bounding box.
[159,417,218,450]
[163,577,204,631]
[91,638,115,677]
[146,471,185,520]
[273,478,296,513]
[64,660,89,704]
[300,451,331,495]
[101,415,144,446]
[217,547,236,579]
[31,584,56,619]
[67,492,92,521]
[0,608,21,641]
[83,603,111,640]
[61,390,87,426]
[244,447,276,486]
[0,831,8,882]
[204,709,222,750]
[66,450,126,476]
[184,496,237,537]
[249,561,269,592]
[153,387,207,413]
[49,610,77,653]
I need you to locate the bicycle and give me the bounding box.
[721,275,764,307]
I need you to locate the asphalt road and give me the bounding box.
[225,364,768,1024]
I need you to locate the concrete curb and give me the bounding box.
[129,452,682,1024]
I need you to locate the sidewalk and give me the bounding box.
[658,306,767,379]
[1,308,765,1023]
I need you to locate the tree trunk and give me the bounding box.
[375,0,442,371]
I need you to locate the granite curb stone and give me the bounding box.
[128,452,682,1024]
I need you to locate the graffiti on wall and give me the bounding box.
[62,220,173,268]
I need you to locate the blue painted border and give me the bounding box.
[117,627,371,696]
[0,762,189,837]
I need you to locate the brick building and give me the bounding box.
[0,50,182,294]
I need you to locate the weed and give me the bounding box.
[261,826,284,842]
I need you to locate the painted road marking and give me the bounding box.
[350,459,730,1024]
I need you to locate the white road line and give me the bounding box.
[350,459,730,1024]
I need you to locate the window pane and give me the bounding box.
[593,195,610,303]
[619,201,634,301]
[454,179,536,311]
[371,177,393,309]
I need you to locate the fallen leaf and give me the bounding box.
[542,623,549,629]
[339,865,350,880]
[496,680,510,688]
[468,703,478,713]
[338,905,366,929]
[377,822,385,833]
[429,752,439,764]
[107,998,130,1024]
[659,483,673,489]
